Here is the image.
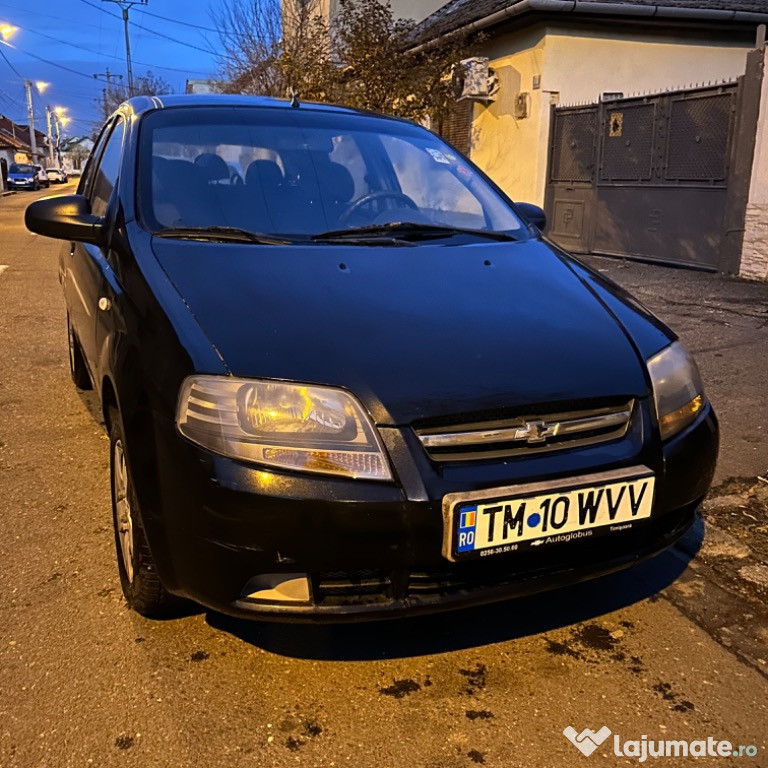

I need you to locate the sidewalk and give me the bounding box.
[582,254,768,676]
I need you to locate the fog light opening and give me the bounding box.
[242,573,311,604]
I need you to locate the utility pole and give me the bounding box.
[45,106,55,167]
[53,116,61,167]
[93,68,123,120]
[101,1,148,97]
[24,79,38,164]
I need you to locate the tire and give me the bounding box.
[109,407,177,618]
[67,312,92,390]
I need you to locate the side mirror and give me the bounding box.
[25,194,105,246]
[515,202,546,231]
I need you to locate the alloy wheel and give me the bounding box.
[113,439,135,584]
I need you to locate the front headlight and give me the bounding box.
[647,341,706,440]
[176,376,393,481]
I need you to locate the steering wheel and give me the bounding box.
[338,191,418,227]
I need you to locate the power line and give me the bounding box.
[133,7,215,33]
[0,41,23,78]
[2,37,113,83]
[0,2,108,32]
[131,6,240,41]
[130,22,221,58]
[10,44,112,82]
[79,0,228,60]
[0,89,24,111]
[8,19,213,75]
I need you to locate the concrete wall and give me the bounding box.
[390,0,447,23]
[283,0,442,28]
[471,26,551,207]
[740,46,768,281]
[471,24,754,205]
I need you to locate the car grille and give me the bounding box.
[314,571,393,604]
[413,400,634,462]
[308,506,691,608]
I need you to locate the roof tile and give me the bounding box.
[413,0,768,41]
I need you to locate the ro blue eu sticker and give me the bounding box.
[457,504,478,553]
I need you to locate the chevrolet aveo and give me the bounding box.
[25,95,718,621]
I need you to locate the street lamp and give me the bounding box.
[51,111,71,169]
[23,80,49,164]
[45,104,65,166]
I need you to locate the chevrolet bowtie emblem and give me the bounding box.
[515,420,561,444]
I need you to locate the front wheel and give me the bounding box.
[110,408,177,618]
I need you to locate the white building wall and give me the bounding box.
[390,0,447,23]
[740,45,768,281]
[470,24,754,206]
[284,0,442,27]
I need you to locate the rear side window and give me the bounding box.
[89,120,125,218]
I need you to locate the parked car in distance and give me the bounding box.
[25,94,718,623]
[33,165,50,188]
[46,167,68,184]
[7,162,41,190]
[66,167,83,177]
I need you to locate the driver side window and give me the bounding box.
[88,119,126,219]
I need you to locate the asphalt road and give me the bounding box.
[1,186,767,768]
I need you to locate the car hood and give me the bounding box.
[151,238,651,426]
[9,173,33,179]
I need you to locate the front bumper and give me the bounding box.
[8,180,34,189]
[134,402,718,622]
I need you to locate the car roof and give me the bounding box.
[119,93,410,125]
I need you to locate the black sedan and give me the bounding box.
[25,95,718,621]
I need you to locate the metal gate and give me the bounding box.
[544,81,743,270]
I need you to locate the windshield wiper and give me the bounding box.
[154,226,292,245]
[312,222,519,243]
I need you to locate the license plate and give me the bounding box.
[442,466,655,562]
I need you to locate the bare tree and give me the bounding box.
[215,0,284,95]
[96,71,173,119]
[211,0,472,126]
[331,0,470,124]
[215,0,337,100]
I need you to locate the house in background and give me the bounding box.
[0,116,48,161]
[0,115,39,191]
[0,132,32,192]
[186,79,227,94]
[59,136,95,173]
[411,0,768,206]
[410,0,768,279]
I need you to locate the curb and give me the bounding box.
[1,191,17,197]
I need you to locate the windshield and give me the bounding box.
[10,164,35,174]
[138,107,525,240]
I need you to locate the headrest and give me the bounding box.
[246,159,284,189]
[194,153,230,182]
[316,161,355,203]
